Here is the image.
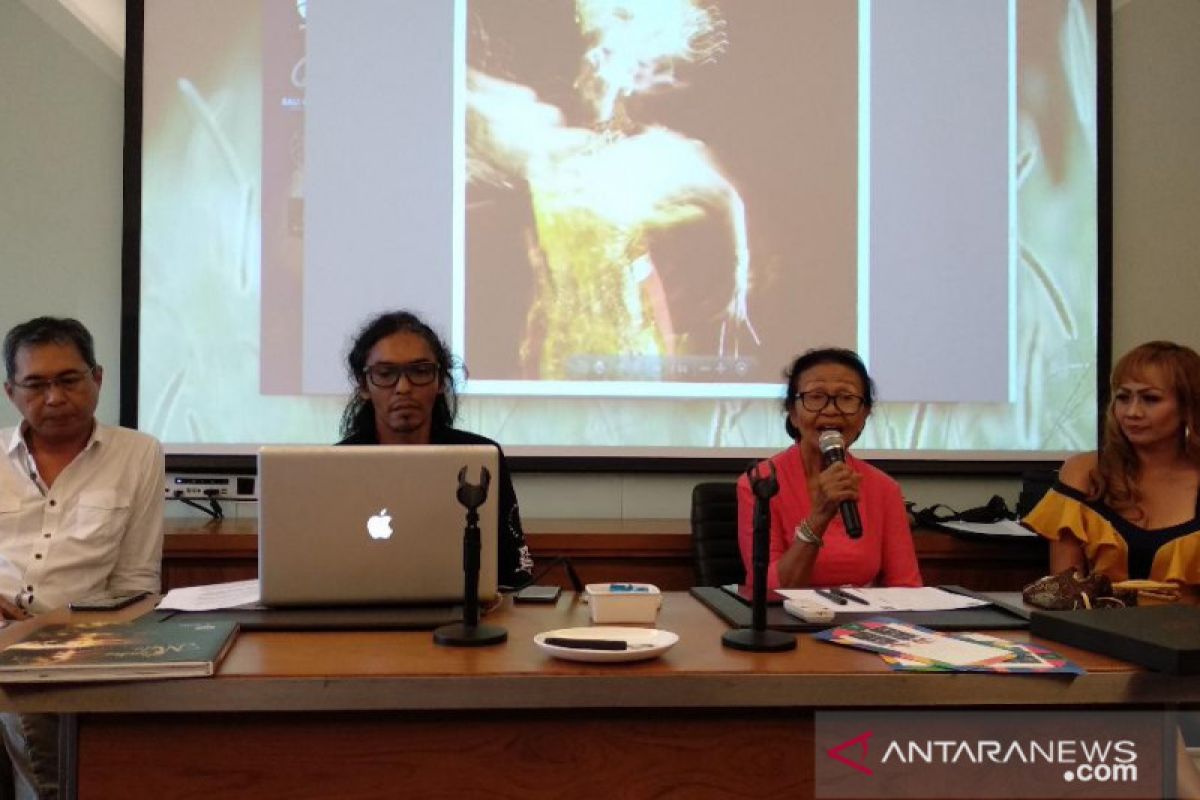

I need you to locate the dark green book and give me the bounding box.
[0,618,238,682]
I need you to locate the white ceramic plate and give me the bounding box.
[534,626,679,663]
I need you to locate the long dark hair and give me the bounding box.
[782,347,875,440]
[338,311,461,441]
[1092,340,1200,520]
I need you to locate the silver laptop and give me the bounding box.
[257,445,498,606]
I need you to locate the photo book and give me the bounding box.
[0,617,239,682]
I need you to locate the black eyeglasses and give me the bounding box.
[797,391,865,414]
[363,361,440,388]
[11,370,94,396]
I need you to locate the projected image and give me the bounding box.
[138,0,1100,455]
[277,0,857,394]
[464,0,821,384]
[462,2,860,390]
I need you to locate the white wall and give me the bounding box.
[3,0,1197,521]
[0,1,124,427]
[1111,0,1200,355]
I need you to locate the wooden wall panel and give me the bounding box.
[161,521,1046,593]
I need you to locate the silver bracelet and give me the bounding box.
[794,519,823,547]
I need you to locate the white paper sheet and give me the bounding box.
[936,519,1038,537]
[157,579,260,611]
[776,586,989,613]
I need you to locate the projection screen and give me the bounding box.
[127,0,1108,466]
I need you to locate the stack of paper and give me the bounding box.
[778,586,989,613]
[158,579,260,611]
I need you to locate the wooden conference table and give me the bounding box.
[1,593,1197,799]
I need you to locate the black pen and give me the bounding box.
[815,588,847,606]
[835,588,870,606]
[544,637,629,651]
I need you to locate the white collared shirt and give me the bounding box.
[0,423,164,613]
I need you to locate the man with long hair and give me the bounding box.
[338,310,533,588]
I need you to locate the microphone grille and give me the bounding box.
[818,429,845,453]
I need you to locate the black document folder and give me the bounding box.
[690,586,1029,632]
[1029,605,1200,674]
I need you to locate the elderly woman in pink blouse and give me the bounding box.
[738,348,922,590]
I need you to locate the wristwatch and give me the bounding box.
[794,519,823,547]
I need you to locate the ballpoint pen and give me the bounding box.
[544,637,652,651]
[835,588,871,606]
[815,588,847,606]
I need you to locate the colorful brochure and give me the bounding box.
[814,617,1015,668]
[880,631,1086,674]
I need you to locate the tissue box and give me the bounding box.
[586,583,662,624]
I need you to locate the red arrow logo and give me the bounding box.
[826,731,874,776]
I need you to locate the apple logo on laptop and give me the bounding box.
[367,508,393,540]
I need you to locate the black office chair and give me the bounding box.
[690,482,745,587]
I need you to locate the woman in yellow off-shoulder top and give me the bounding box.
[1023,341,1200,585]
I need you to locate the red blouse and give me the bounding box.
[736,444,922,590]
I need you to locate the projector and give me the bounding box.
[164,474,257,501]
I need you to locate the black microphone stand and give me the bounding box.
[722,461,796,652]
[434,466,508,647]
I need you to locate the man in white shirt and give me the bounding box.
[0,316,164,800]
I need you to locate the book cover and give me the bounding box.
[0,617,239,683]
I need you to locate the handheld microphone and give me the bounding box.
[817,429,862,539]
